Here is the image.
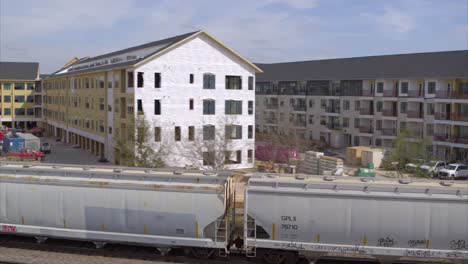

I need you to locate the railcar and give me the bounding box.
[0,162,233,257]
[244,174,468,264]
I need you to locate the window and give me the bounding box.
[109,127,112,135]
[401,82,409,94]
[320,99,327,109]
[377,82,384,93]
[426,124,434,136]
[247,149,253,163]
[426,103,435,115]
[154,73,161,88]
[203,125,215,140]
[248,101,253,115]
[400,102,407,114]
[137,99,143,115]
[225,100,242,115]
[203,151,215,166]
[343,117,349,128]
[226,76,242,90]
[343,100,350,110]
[154,127,161,142]
[27,108,34,116]
[248,76,254,90]
[376,101,383,112]
[309,99,315,108]
[4,95,11,103]
[27,83,34,90]
[26,95,34,103]
[308,115,314,125]
[137,72,144,88]
[14,95,25,103]
[226,125,242,140]
[174,127,181,141]
[189,74,194,84]
[154,100,161,115]
[188,126,195,141]
[203,99,215,115]
[15,108,25,115]
[189,99,194,110]
[248,125,253,139]
[354,101,360,111]
[375,120,382,130]
[225,150,242,164]
[4,108,10,115]
[203,73,215,89]
[428,82,436,94]
[354,118,360,128]
[127,72,134,87]
[3,83,11,90]
[108,105,112,112]
[14,83,24,90]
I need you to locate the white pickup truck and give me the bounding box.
[438,163,468,180]
[419,161,447,178]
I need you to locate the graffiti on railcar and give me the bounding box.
[377,236,396,247]
[408,239,425,248]
[312,245,368,255]
[450,240,466,250]
[404,249,465,259]
[281,241,306,251]
[1,225,17,233]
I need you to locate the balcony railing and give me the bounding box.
[359,126,373,134]
[292,105,307,112]
[408,90,422,97]
[327,124,342,130]
[293,120,307,127]
[433,134,449,142]
[451,114,468,122]
[359,108,373,115]
[383,90,398,97]
[382,109,397,117]
[434,112,449,120]
[266,118,278,124]
[362,90,374,97]
[382,128,396,136]
[435,91,468,99]
[325,106,340,113]
[266,103,279,110]
[407,111,423,119]
[452,137,468,145]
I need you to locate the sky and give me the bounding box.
[0,0,467,73]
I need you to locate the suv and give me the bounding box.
[419,161,447,178]
[438,163,468,180]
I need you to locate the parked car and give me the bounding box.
[7,148,45,161]
[438,163,468,180]
[419,161,447,178]
[40,142,51,154]
[30,127,44,137]
[405,158,425,172]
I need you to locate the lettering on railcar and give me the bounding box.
[404,249,465,259]
[408,239,425,248]
[377,236,396,247]
[281,215,298,230]
[281,242,306,250]
[313,245,367,255]
[1,225,17,233]
[450,240,466,250]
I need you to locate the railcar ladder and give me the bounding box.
[245,218,257,257]
[215,218,228,257]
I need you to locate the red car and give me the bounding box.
[8,148,45,161]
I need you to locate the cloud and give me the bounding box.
[267,0,320,9]
[361,7,416,37]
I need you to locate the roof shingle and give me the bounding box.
[0,62,39,80]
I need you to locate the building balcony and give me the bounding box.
[452,137,468,145]
[327,124,342,130]
[359,126,373,134]
[293,120,307,127]
[266,103,279,110]
[408,90,422,97]
[407,111,423,119]
[325,106,340,113]
[434,91,468,99]
[407,130,423,139]
[383,90,398,97]
[434,113,450,120]
[362,90,374,97]
[433,134,449,142]
[382,109,397,117]
[382,128,396,136]
[451,114,468,122]
[359,108,373,115]
[292,105,307,112]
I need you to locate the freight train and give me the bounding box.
[0,162,467,264]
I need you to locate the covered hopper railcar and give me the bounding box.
[0,162,234,257]
[244,174,468,264]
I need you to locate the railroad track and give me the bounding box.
[0,234,258,264]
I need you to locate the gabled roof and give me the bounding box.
[0,62,39,80]
[51,30,261,77]
[256,50,468,81]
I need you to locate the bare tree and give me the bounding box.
[114,115,167,168]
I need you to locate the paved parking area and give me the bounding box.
[41,137,111,166]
